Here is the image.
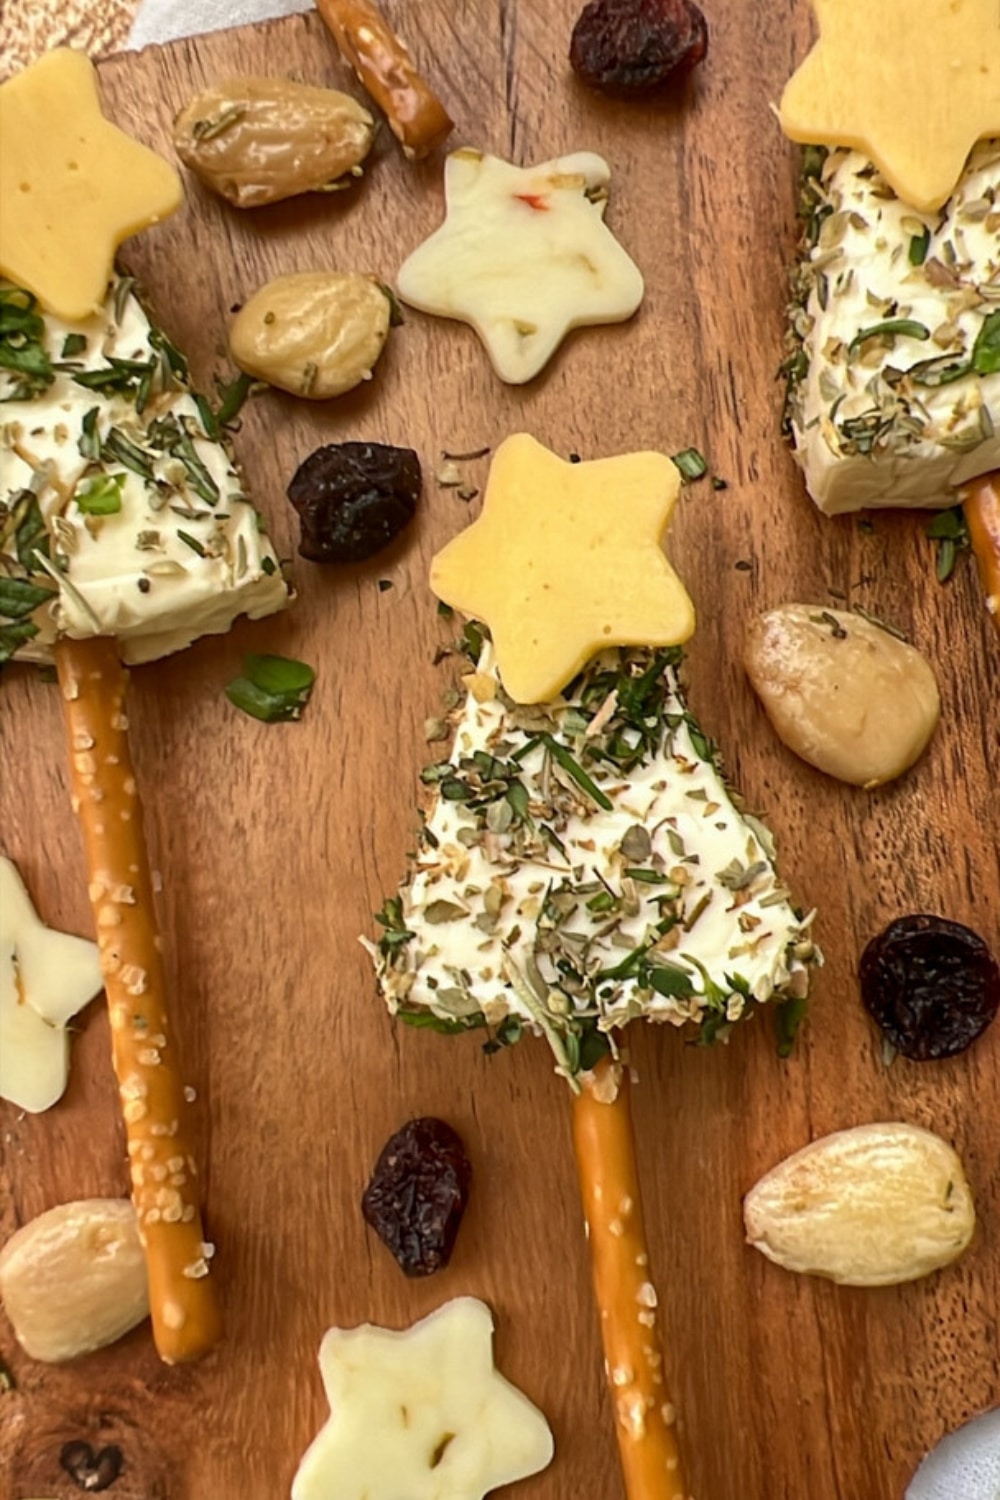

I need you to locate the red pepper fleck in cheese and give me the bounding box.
[780,0,1000,212]
[0,49,182,320]
[430,433,695,705]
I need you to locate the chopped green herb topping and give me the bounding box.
[372,644,818,1080]
[75,473,126,516]
[907,227,931,266]
[848,319,930,355]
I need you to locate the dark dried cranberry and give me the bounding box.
[362,1117,472,1277]
[860,914,1000,1061]
[60,1441,123,1492]
[570,0,708,94]
[287,441,420,563]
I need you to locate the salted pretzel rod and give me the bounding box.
[572,1053,688,1500]
[962,471,1000,630]
[315,0,454,158]
[55,635,223,1365]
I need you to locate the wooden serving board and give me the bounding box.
[2,5,998,1498]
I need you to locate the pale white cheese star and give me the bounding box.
[396,148,644,384]
[291,1297,554,1500]
[0,856,103,1112]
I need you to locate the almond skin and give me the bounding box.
[0,1198,149,1361]
[743,1122,975,1286]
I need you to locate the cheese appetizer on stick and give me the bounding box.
[0,52,290,1362]
[779,0,1000,627]
[370,435,818,1499]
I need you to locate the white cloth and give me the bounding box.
[126,2,1000,1496]
[128,0,310,50]
[906,1408,1000,1500]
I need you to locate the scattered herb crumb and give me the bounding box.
[775,996,808,1057]
[672,447,708,481]
[809,610,848,639]
[925,505,969,583]
[225,652,316,722]
[441,446,490,463]
[850,604,909,642]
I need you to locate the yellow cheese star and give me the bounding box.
[430,433,695,704]
[291,1299,554,1500]
[0,49,183,321]
[780,0,1000,212]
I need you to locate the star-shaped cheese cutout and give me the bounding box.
[0,49,183,321]
[780,0,1000,212]
[396,148,644,383]
[430,434,695,704]
[291,1297,554,1500]
[0,856,103,1113]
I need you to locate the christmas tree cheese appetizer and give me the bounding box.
[371,434,818,1499]
[780,0,1000,625]
[0,50,290,1363]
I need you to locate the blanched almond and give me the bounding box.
[173,78,374,207]
[229,272,391,399]
[0,1199,149,1361]
[743,604,940,787]
[743,1122,975,1286]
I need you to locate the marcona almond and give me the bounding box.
[0,1198,149,1361]
[173,78,374,207]
[743,1122,975,1286]
[743,604,940,787]
[229,272,392,399]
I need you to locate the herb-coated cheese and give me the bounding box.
[0,276,288,665]
[786,140,1000,515]
[370,644,816,1081]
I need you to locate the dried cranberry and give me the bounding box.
[287,441,420,563]
[569,0,708,95]
[59,1441,123,1492]
[860,914,1000,1061]
[362,1117,472,1277]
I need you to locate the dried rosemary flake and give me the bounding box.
[441,445,490,463]
[424,900,471,924]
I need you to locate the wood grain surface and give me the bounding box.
[2,5,998,1499]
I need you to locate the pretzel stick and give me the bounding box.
[55,635,223,1365]
[572,1053,687,1500]
[962,470,1000,629]
[315,0,454,159]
